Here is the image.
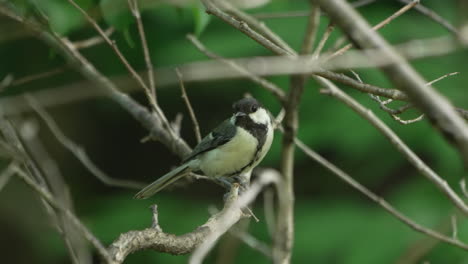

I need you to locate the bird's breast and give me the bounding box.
[199,127,257,177]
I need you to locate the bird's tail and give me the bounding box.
[134,163,192,199]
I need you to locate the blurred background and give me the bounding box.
[1,0,468,263]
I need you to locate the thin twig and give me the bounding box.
[0,162,15,192]
[170,113,184,137]
[252,10,311,19]
[150,204,162,231]
[1,33,468,115]
[328,0,418,60]
[312,22,335,58]
[451,215,458,239]
[66,0,159,112]
[73,27,115,49]
[186,34,286,102]
[316,76,468,216]
[315,70,408,100]
[251,0,376,19]
[397,0,461,38]
[301,5,321,55]
[3,67,66,90]
[0,74,13,92]
[127,0,156,100]
[200,0,294,57]
[366,71,459,124]
[17,117,90,264]
[460,178,468,198]
[25,94,146,189]
[12,166,113,263]
[215,0,296,56]
[394,213,453,264]
[426,71,459,85]
[175,68,202,143]
[0,3,191,159]
[315,0,468,167]
[293,137,468,251]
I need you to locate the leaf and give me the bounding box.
[100,0,134,31]
[122,26,135,48]
[29,0,93,35]
[192,3,211,36]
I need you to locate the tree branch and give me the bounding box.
[127,0,157,100]
[109,171,279,263]
[314,0,468,167]
[176,69,202,144]
[293,137,468,251]
[25,94,145,189]
[316,76,468,216]
[12,166,112,263]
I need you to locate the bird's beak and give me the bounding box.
[235,112,247,117]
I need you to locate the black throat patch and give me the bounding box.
[223,116,268,177]
[225,117,268,177]
[235,116,268,150]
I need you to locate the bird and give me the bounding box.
[134,97,274,199]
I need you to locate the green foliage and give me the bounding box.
[100,0,134,30]
[33,0,93,35]
[192,2,211,36]
[1,0,467,263]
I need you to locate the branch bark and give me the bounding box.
[315,76,468,217]
[313,0,468,167]
[109,171,279,263]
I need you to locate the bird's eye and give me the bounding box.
[251,105,258,112]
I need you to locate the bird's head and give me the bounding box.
[232,98,270,126]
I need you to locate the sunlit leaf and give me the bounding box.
[192,3,210,36]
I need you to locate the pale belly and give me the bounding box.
[198,125,273,178]
[199,127,257,177]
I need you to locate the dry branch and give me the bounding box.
[109,171,279,263]
[176,69,202,143]
[13,166,112,262]
[127,0,157,100]
[26,94,145,189]
[314,0,468,166]
[316,76,468,216]
[1,33,467,115]
[328,0,418,60]
[293,137,468,251]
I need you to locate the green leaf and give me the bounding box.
[122,26,135,48]
[100,0,134,31]
[29,0,93,35]
[192,3,211,36]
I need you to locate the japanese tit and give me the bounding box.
[135,97,273,199]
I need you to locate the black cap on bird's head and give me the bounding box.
[232,98,263,115]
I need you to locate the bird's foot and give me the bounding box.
[218,176,249,194]
[218,177,258,221]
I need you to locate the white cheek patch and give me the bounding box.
[249,108,270,125]
[230,115,236,124]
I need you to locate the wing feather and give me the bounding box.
[183,119,236,162]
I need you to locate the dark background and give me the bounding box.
[0,0,467,263]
